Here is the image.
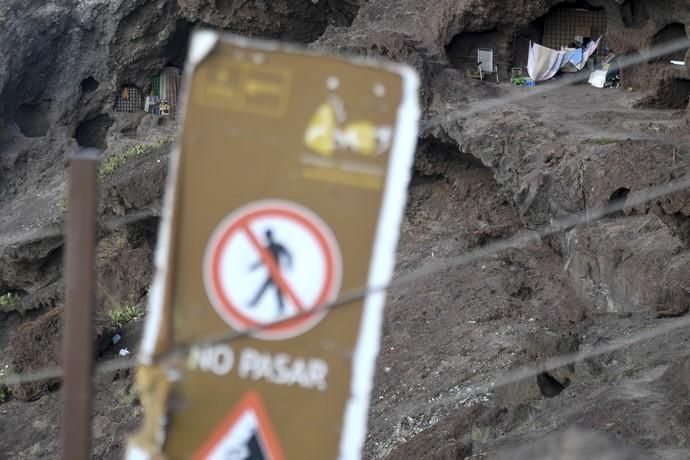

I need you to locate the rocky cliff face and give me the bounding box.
[0,1,689,458]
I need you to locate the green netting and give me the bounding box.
[150,75,160,96]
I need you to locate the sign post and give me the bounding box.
[127,30,419,459]
[62,151,99,460]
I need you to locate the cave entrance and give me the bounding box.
[512,1,609,70]
[605,187,630,217]
[74,114,113,150]
[652,23,689,62]
[145,66,181,116]
[446,30,511,77]
[81,77,99,94]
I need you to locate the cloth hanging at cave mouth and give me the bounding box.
[527,43,576,81]
[527,37,601,81]
[159,67,180,113]
[561,37,602,73]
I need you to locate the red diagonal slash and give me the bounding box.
[242,224,306,313]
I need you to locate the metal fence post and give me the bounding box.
[62,150,99,460]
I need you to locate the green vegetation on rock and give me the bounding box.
[56,195,68,212]
[0,292,18,308]
[107,304,145,328]
[99,138,172,178]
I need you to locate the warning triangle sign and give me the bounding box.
[194,391,285,460]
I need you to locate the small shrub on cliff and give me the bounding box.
[99,138,172,178]
[56,195,68,212]
[0,292,18,307]
[107,304,145,328]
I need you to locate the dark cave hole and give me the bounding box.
[652,23,689,62]
[446,29,505,72]
[606,187,630,218]
[14,102,51,138]
[81,77,100,94]
[609,187,630,205]
[537,372,569,398]
[74,114,113,150]
[513,16,546,69]
[163,19,193,70]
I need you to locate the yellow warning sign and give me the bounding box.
[126,29,419,459]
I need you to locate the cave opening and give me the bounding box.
[652,23,689,62]
[606,187,630,217]
[74,114,113,150]
[537,371,569,398]
[511,1,609,70]
[14,102,51,138]
[81,77,100,94]
[162,19,192,70]
[445,29,510,77]
[134,20,190,116]
[512,16,546,69]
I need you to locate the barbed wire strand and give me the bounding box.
[3,175,689,387]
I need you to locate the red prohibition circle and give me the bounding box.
[205,201,341,339]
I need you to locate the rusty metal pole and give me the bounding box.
[62,150,100,460]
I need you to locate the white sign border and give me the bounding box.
[337,62,419,460]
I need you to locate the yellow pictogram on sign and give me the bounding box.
[304,95,392,157]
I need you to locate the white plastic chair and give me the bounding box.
[478,48,499,83]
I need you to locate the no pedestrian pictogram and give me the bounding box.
[193,391,285,460]
[204,200,342,340]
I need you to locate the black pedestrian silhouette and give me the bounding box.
[249,229,293,314]
[225,431,265,460]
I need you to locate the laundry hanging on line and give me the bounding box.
[527,37,602,82]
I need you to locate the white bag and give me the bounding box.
[588,70,607,88]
